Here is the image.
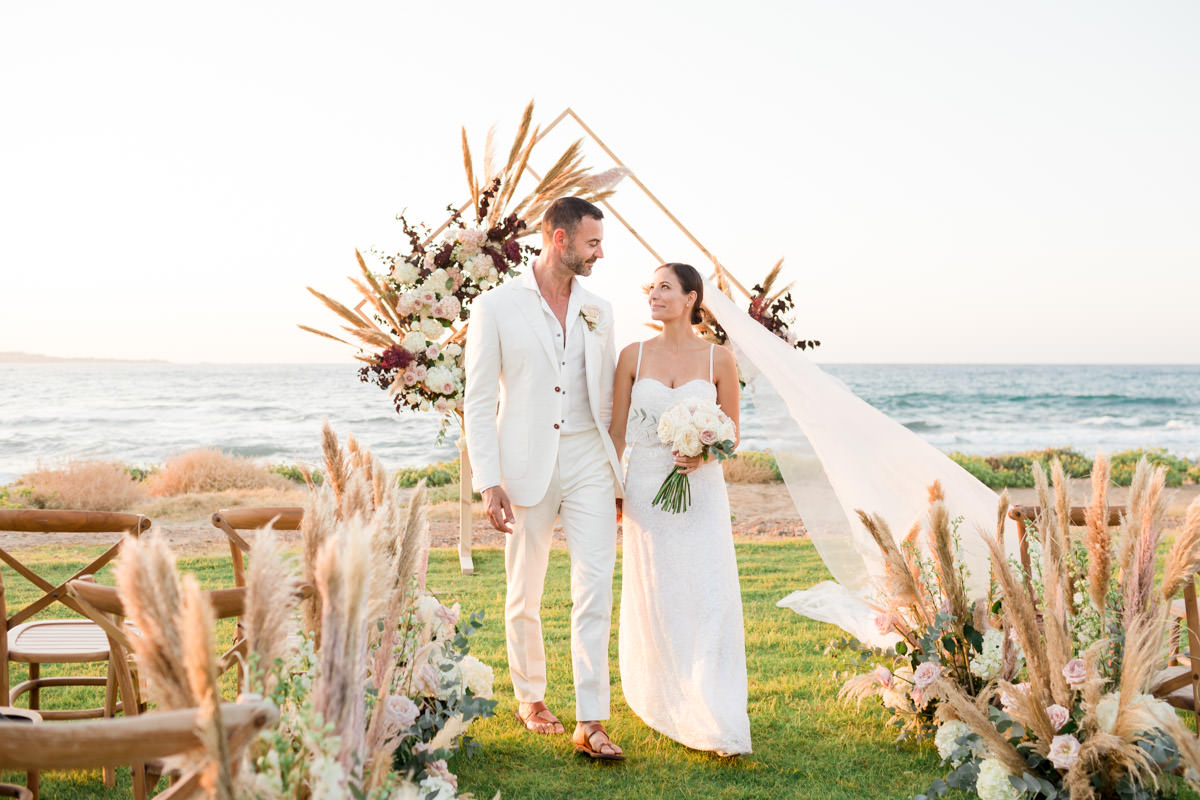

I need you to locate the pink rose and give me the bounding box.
[1046,704,1070,731]
[420,290,437,305]
[434,398,449,413]
[441,381,454,394]
[384,694,419,731]
[434,602,460,629]
[913,661,941,689]
[1048,733,1081,770]
[699,429,718,445]
[911,688,926,709]
[874,666,892,688]
[1062,658,1087,687]
[403,371,417,386]
[413,365,428,381]
[874,612,894,635]
[426,344,440,359]
[999,681,1029,711]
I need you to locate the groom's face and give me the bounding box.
[559,216,604,277]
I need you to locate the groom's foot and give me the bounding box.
[573,721,625,761]
[515,701,565,734]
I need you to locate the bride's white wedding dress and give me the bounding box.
[618,343,752,756]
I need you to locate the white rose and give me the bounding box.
[417,775,457,800]
[1048,733,1081,770]
[674,428,702,457]
[384,693,419,731]
[459,654,495,699]
[401,330,427,354]
[444,343,462,358]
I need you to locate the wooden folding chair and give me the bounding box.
[1153,574,1200,730]
[0,699,277,800]
[210,507,303,588]
[1007,504,1124,580]
[0,510,151,720]
[0,707,38,800]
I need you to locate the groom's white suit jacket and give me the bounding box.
[464,270,624,507]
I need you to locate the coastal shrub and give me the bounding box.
[1190,460,1200,485]
[723,450,782,483]
[18,459,146,511]
[949,448,1091,488]
[0,484,34,509]
[269,463,324,485]
[145,448,289,496]
[396,458,460,488]
[1109,448,1190,487]
[125,465,157,482]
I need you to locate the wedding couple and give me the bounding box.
[463,197,751,761]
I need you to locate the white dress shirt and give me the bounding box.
[528,272,594,434]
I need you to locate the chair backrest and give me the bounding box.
[1007,504,1125,578]
[0,699,278,799]
[0,510,151,630]
[210,507,303,587]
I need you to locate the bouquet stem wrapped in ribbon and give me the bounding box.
[642,398,737,513]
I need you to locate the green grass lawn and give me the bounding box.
[2,542,948,799]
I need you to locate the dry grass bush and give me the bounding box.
[19,459,145,511]
[722,451,780,484]
[146,449,290,497]
[136,486,307,522]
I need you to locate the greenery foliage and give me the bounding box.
[267,463,324,485]
[949,448,1197,488]
[395,458,461,488]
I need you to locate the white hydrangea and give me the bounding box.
[934,720,973,764]
[459,654,494,699]
[391,261,419,285]
[421,316,445,341]
[976,757,1021,800]
[417,775,457,800]
[969,628,1005,680]
[443,342,462,358]
[401,330,427,354]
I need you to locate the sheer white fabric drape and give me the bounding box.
[702,283,1017,648]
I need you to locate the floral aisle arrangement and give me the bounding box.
[837,482,1009,740]
[860,454,1200,800]
[301,101,624,439]
[116,423,498,800]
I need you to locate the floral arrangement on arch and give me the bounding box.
[302,101,626,439]
[847,454,1200,800]
[701,259,821,351]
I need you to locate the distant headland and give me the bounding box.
[0,351,167,364]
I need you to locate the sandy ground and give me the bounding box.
[2,480,1196,557]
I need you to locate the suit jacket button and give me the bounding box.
[553,423,560,429]
[554,386,561,392]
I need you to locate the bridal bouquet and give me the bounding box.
[646,398,736,513]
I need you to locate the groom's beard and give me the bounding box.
[562,246,596,276]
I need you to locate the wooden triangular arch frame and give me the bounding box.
[369,107,762,573]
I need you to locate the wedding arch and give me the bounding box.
[302,103,1015,649]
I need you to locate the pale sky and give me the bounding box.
[2,1,1197,364]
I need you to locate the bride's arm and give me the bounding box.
[608,343,639,458]
[714,345,741,449]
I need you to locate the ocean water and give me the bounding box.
[1,363,1198,483]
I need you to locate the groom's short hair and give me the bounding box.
[541,197,604,240]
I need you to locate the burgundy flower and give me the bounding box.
[433,242,453,268]
[503,238,521,263]
[378,345,414,371]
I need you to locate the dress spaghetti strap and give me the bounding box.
[635,342,644,381]
[708,343,715,383]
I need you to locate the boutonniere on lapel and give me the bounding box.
[579,304,601,332]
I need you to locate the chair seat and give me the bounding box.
[7,620,110,662]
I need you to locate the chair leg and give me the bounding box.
[24,772,37,800]
[26,664,38,710]
[103,663,117,787]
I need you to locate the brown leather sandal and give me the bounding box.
[573,722,626,762]
[514,701,565,734]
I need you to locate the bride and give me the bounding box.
[609,262,752,757]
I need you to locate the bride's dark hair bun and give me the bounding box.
[661,262,704,325]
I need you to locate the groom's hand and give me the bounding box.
[482,486,516,534]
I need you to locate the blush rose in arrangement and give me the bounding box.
[639,397,736,513]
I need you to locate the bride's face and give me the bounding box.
[647,267,696,323]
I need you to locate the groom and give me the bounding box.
[463,197,626,760]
